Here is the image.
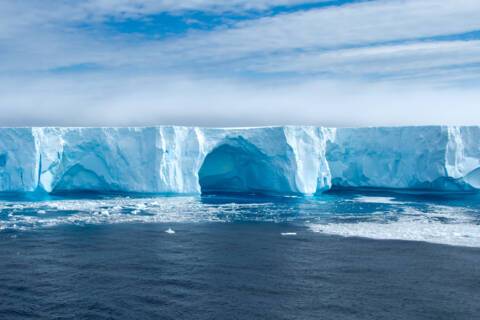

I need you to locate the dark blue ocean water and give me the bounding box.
[0,191,480,319]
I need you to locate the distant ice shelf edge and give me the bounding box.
[0,126,480,196]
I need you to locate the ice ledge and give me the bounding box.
[0,126,479,195]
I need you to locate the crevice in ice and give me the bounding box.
[198,137,291,195]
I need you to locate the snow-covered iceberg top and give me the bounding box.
[0,126,479,195]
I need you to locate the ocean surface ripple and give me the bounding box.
[1,191,480,319]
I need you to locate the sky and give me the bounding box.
[1,0,480,127]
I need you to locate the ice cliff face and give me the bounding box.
[0,128,39,192]
[1,126,480,195]
[35,127,160,193]
[27,126,332,195]
[327,126,480,191]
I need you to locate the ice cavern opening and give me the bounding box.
[52,164,109,193]
[198,138,291,195]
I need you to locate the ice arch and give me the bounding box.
[198,137,293,195]
[52,164,109,193]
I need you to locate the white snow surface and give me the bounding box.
[0,126,480,194]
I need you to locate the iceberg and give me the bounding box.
[30,126,332,195]
[0,128,39,192]
[0,125,479,195]
[327,126,480,191]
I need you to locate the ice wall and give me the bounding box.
[197,126,333,195]
[0,128,39,192]
[35,127,159,193]
[22,126,332,195]
[328,126,480,191]
[0,126,479,195]
[445,126,480,189]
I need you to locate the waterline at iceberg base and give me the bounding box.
[1,126,480,196]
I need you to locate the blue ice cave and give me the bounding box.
[198,137,291,195]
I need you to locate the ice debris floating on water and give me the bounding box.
[1,126,480,196]
[0,196,302,232]
[353,196,402,205]
[309,203,480,247]
[0,193,479,248]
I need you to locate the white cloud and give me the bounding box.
[82,0,323,16]
[245,40,480,80]
[157,0,480,61]
[0,0,322,35]
[2,0,480,76]
[1,73,479,127]
[1,0,480,125]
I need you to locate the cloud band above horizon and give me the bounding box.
[1,0,479,126]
